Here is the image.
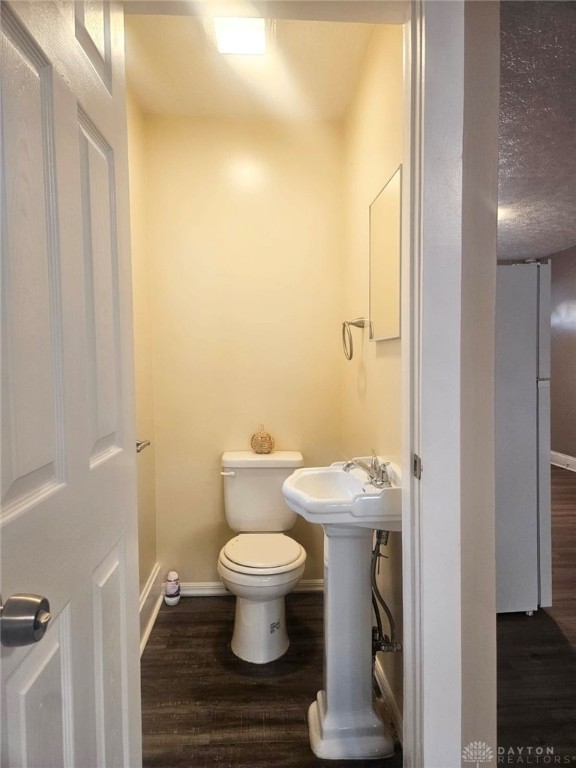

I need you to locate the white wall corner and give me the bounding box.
[139,562,163,655]
[551,451,576,472]
[374,654,403,745]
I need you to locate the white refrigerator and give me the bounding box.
[495,262,552,613]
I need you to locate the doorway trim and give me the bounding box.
[400,3,422,766]
[406,1,500,765]
[123,2,505,765]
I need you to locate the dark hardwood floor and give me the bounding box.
[141,593,402,768]
[498,466,576,765]
[141,467,576,767]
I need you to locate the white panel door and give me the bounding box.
[0,2,141,766]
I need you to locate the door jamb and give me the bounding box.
[400,3,423,766]
[122,2,426,764]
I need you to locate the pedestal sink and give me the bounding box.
[282,459,402,760]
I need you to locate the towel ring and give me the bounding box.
[342,322,353,360]
[342,318,370,361]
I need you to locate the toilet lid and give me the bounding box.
[223,534,302,569]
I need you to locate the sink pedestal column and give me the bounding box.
[308,525,394,760]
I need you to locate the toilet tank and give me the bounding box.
[222,451,304,532]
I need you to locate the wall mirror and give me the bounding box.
[369,165,402,341]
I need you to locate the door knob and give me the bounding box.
[0,594,51,647]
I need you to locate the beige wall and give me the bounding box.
[342,26,403,461]
[551,247,576,458]
[127,91,158,593]
[144,116,344,582]
[341,26,404,707]
[127,27,405,704]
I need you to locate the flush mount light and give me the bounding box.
[213,17,266,55]
[497,206,516,222]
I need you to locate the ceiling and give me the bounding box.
[498,1,576,261]
[126,4,576,260]
[125,16,374,120]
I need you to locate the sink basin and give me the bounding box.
[282,460,402,530]
[282,458,402,758]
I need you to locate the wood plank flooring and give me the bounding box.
[497,466,576,765]
[141,467,576,766]
[141,593,402,768]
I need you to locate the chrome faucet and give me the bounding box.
[343,451,391,489]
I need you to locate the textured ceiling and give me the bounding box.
[499,2,576,260]
[125,16,374,120]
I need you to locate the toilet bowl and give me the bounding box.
[218,451,306,664]
[218,533,306,663]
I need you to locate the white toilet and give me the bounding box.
[217,450,306,664]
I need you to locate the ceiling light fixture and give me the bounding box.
[497,206,515,222]
[213,17,266,55]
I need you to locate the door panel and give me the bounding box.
[1,2,140,766]
[4,607,80,768]
[75,0,112,90]
[1,15,64,517]
[93,545,128,768]
[6,629,67,767]
[78,112,122,463]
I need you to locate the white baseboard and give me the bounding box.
[294,579,324,593]
[180,582,227,597]
[180,578,324,597]
[551,451,576,472]
[139,562,163,656]
[374,654,403,745]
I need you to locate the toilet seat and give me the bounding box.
[220,534,305,576]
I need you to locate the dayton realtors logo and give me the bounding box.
[462,742,495,767]
[463,743,576,766]
[498,746,575,765]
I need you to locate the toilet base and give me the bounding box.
[231,596,289,664]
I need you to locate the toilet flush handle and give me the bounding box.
[220,471,236,477]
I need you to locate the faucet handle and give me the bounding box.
[371,453,391,488]
[378,461,391,487]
